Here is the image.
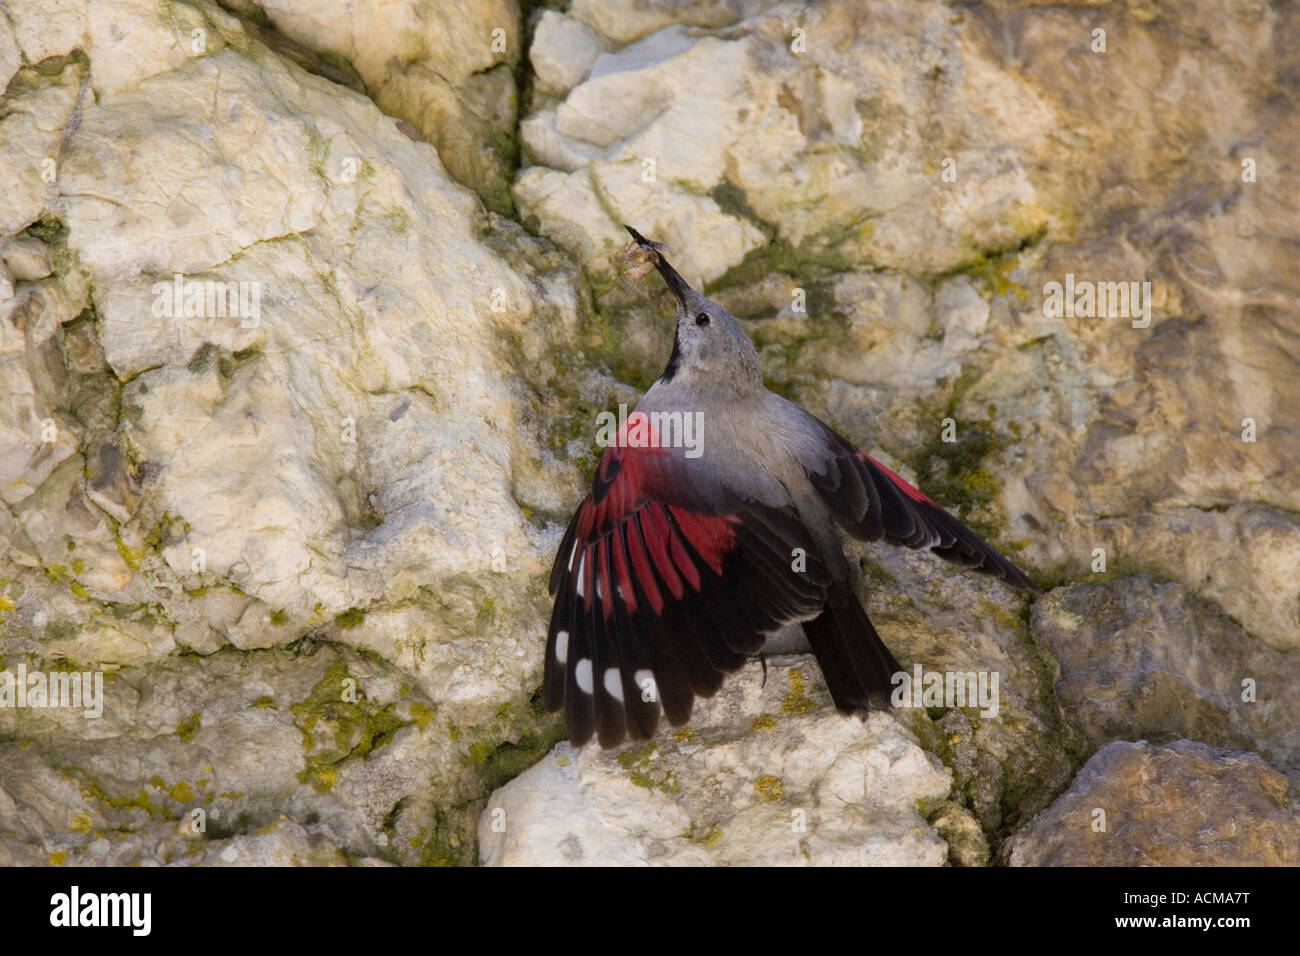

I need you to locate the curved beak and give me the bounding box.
[624,225,693,308]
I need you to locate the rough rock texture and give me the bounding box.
[221,0,523,213]
[1,0,1297,867]
[0,0,587,865]
[1034,576,1300,771]
[518,0,1300,654]
[480,660,962,866]
[493,0,1300,864]
[1007,741,1300,867]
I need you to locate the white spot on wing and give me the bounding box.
[603,668,624,702]
[555,630,568,664]
[576,552,587,598]
[575,658,593,694]
[635,669,657,702]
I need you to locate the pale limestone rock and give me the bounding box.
[858,540,1074,838]
[243,0,521,210]
[0,15,20,94]
[569,0,765,45]
[178,819,377,866]
[0,0,583,865]
[30,42,555,655]
[0,60,82,235]
[82,0,230,96]
[515,159,767,290]
[0,644,538,866]
[1,235,52,280]
[531,11,606,96]
[517,2,1061,290]
[480,660,953,866]
[6,0,87,64]
[0,271,86,508]
[1087,506,1300,653]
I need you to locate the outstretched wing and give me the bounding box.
[806,425,1035,591]
[546,420,830,747]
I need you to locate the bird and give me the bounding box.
[543,225,1035,748]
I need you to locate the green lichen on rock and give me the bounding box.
[334,607,365,629]
[390,691,567,866]
[695,825,723,846]
[616,742,679,794]
[905,604,1083,858]
[907,381,1016,545]
[289,658,407,792]
[932,226,1045,301]
[409,702,433,729]
[927,799,991,867]
[66,766,175,824]
[175,712,202,743]
[713,220,876,292]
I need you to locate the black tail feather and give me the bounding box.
[801,586,901,712]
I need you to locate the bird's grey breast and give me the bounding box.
[636,381,831,513]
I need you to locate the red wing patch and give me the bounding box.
[545,457,829,747]
[861,454,937,506]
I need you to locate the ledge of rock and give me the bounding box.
[1007,740,1300,867]
[479,657,966,866]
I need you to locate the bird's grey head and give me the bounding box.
[625,226,762,393]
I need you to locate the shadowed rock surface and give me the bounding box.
[1007,740,1300,867]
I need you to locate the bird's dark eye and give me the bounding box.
[695,313,710,326]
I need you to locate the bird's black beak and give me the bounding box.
[624,225,693,308]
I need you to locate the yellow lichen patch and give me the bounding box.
[169,782,195,803]
[0,595,13,612]
[175,712,202,743]
[750,714,777,733]
[555,755,571,767]
[409,702,433,730]
[617,743,679,794]
[754,775,784,802]
[69,813,93,834]
[49,851,67,866]
[781,669,816,715]
[672,728,697,742]
[301,766,337,792]
[698,826,723,846]
[977,599,1020,632]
